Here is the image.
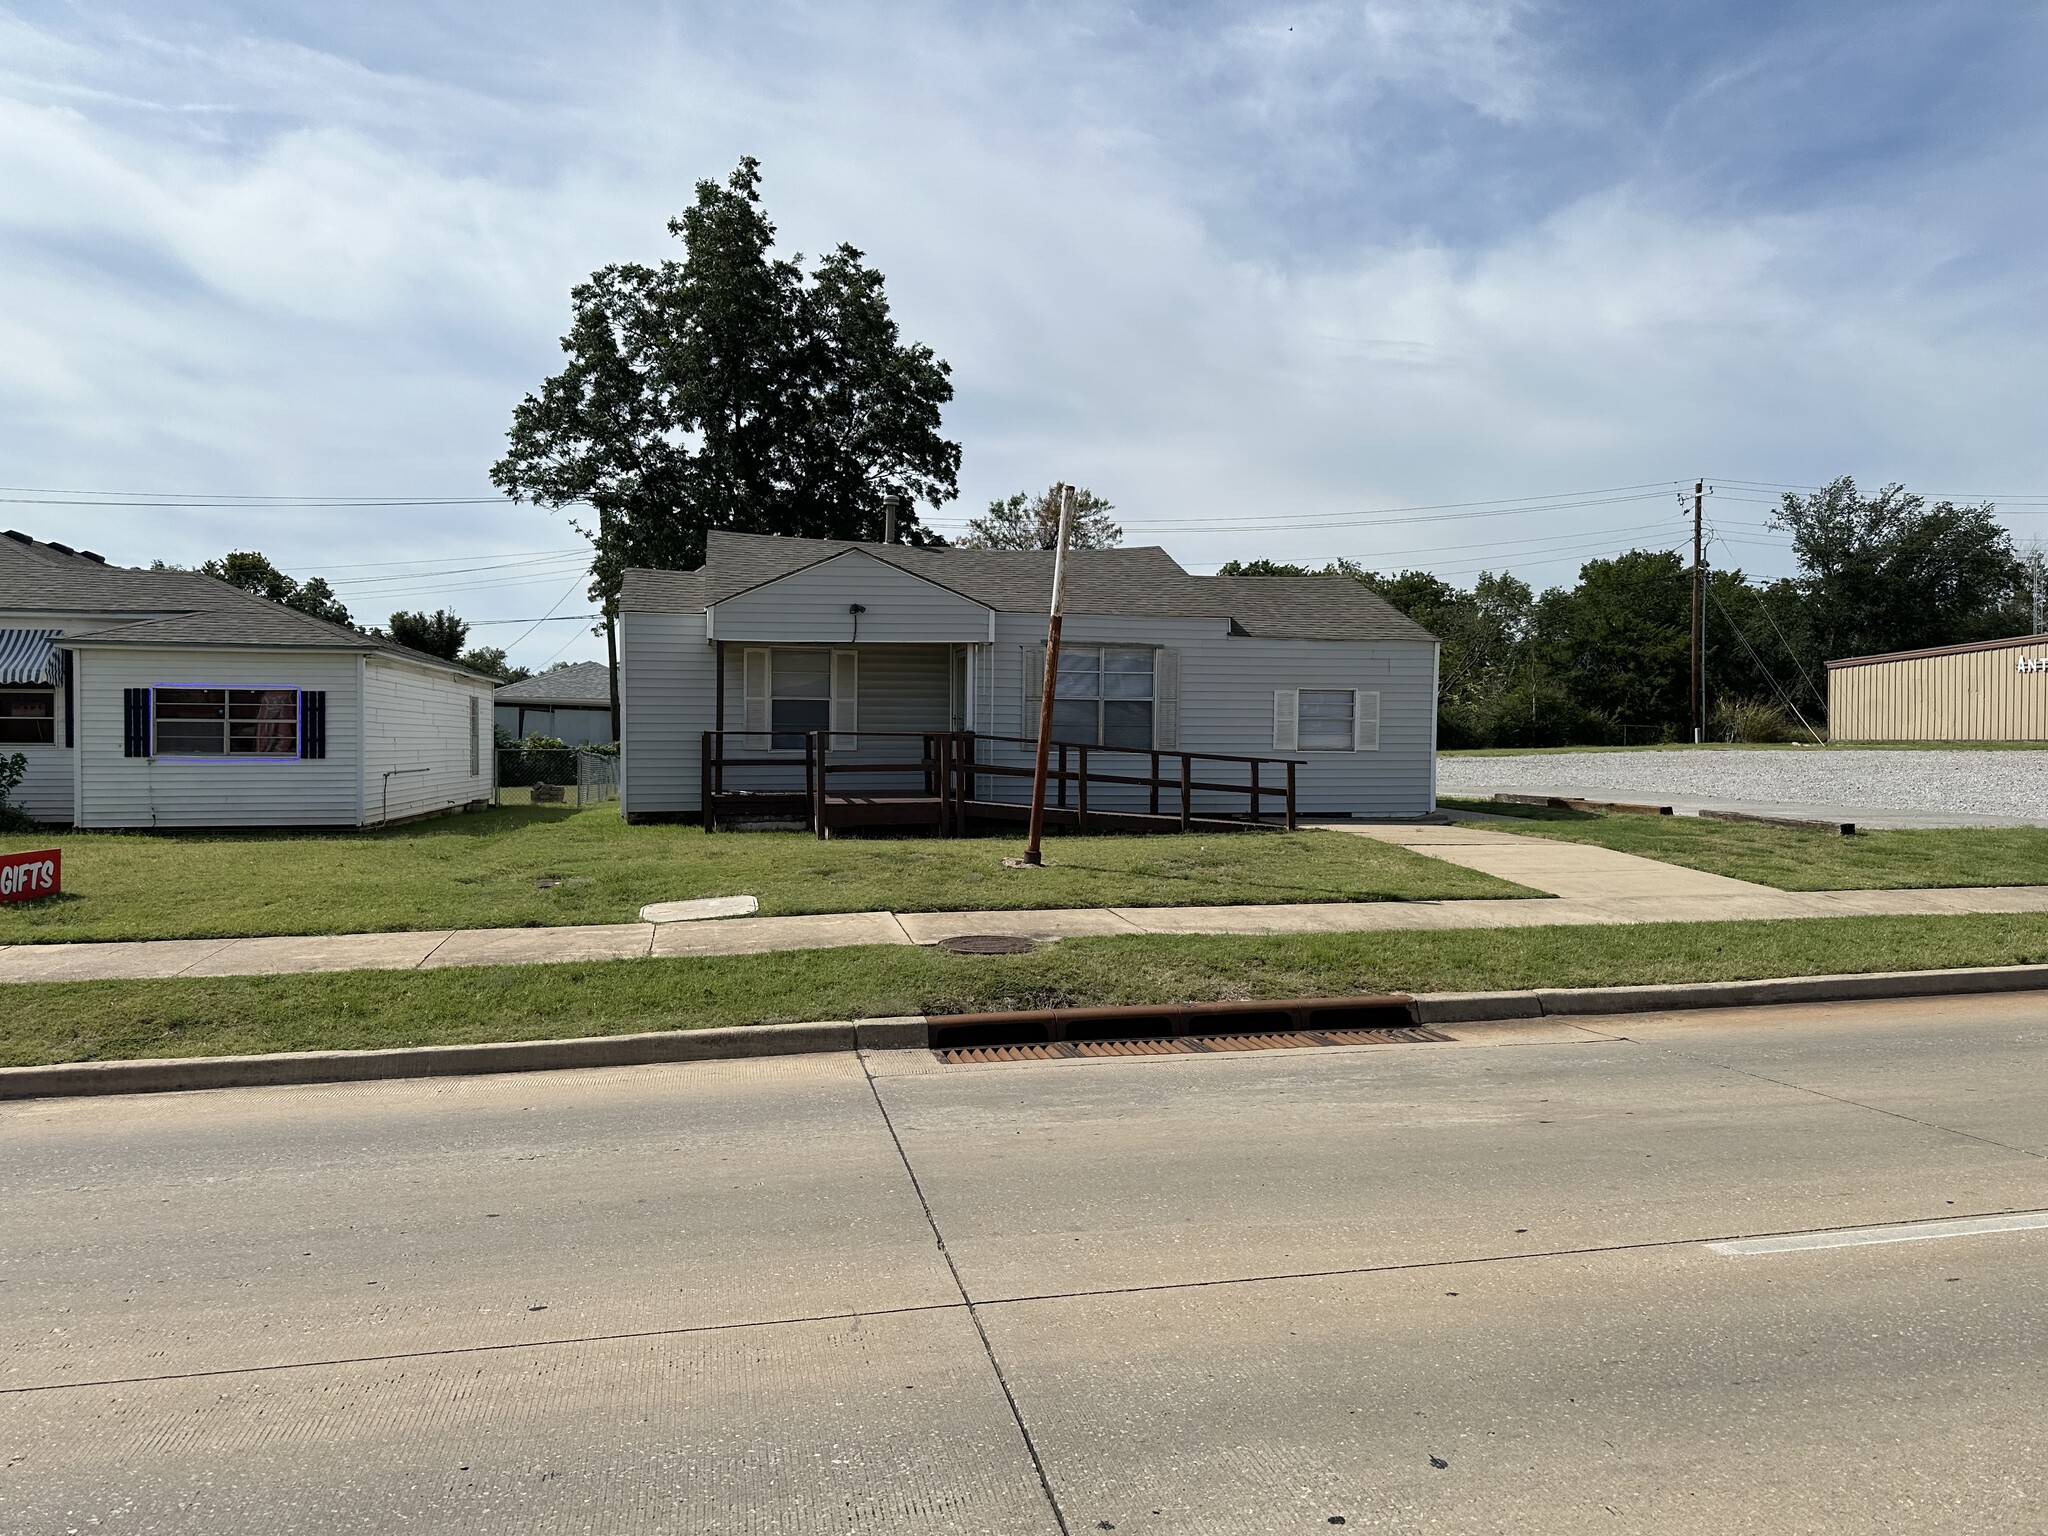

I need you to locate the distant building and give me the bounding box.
[494,661,615,746]
[0,531,496,827]
[1827,632,2048,741]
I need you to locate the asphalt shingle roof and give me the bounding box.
[619,532,1434,643]
[494,660,614,704]
[0,531,488,674]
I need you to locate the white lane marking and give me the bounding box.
[1710,1210,2048,1256]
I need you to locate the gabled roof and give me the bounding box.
[0,530,488,675]
[495,660,614,704]
[618,531,1434,643]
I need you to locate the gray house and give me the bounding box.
[617,531,1438,829]
[0,531,497,828]
[494,661,616,745]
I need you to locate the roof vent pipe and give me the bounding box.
[882,492,909,545]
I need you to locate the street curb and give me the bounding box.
[2,970,2044,1101]
[0,1020,871,1100]
[1408,963,2048,1023]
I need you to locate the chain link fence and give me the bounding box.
[496,745,620,809]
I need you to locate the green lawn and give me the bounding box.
[0,806,1534,945]
[7,912,2046,1067]
[1443,796,2048,891]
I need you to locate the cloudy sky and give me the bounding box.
[4,1,2046,668]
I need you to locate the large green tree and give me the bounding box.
[1771,477,2024,691]
[491,157,961,600]
[385,609,469,661]
[189,551,353,627]
[960,485,1121,550]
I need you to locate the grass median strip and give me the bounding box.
[8,912,2048,1068]
[0,807,1533,945]
[1442,796,2048,891]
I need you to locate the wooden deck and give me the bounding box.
[701,731,1300,837]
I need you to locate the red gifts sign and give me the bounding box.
[0,849,59,903]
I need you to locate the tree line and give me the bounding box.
[1225,478,2039,745]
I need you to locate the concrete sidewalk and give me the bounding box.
[5,821,2047,984]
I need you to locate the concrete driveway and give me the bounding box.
[4,995,2046,1532]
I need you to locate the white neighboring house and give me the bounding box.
[616,531,1440,827]
[493,661,616,745]
[0,531,498,828]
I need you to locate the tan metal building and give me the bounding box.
[1827,632,2048,741]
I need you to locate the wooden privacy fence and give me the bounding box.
[700,730,1300,837]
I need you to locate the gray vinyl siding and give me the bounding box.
[979,614,1437,817]
[619,603,1438,820]
[360,657,496,824]
[714,643,957,796]
[710,551,991,644]
[618,612,715,816]
[72,648,364,828]
[495,702,614,746]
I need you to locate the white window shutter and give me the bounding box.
[1273,689,1299,752]
[1354,689,1381,751]
[742,648,771,748]
[1153,648,1180,749]
[1022,644,1044,733]
[830,649,858,751]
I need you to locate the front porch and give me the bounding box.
[700,729,1300,836]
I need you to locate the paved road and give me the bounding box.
[4,995,2046,1532]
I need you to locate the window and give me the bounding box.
[469,697,481,776]
[152,688,299,758]
[769,649,831,750]
[1052,646,1154,748]
[0,689,54,745]
[1298,689,1355,751]
[1275,688,1379,752]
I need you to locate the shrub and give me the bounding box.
[0,751,35,831]
[1711,697,1810,744]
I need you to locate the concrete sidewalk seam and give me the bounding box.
[860,1052,1075,1536]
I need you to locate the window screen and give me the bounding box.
[1052,646,1154,748]
[1297,689,1355,751]
[153,688,300,757]
[769,650,832,750]
[0,689,54,745]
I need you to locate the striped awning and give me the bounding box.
[0,629,59,686]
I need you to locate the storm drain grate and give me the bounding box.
[936,1026,1450,1065]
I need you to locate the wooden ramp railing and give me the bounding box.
[702,730,1300,836]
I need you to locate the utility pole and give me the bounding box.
[1690,478,1704,744]
[2030,543,2046,635]
[1020,484,1076,867]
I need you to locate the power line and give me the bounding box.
[324,554,592,590]
[302,547,586,572]
[503,576,591,655]
[466,613,602,627]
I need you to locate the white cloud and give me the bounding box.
[0,0,2043,669]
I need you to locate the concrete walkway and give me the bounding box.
[5,821,2047,984]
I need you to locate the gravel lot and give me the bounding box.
[1440,748,2048,824]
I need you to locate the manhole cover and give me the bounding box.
[937,934,1040,955]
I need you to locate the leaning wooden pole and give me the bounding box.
[1021,484,1077,866]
